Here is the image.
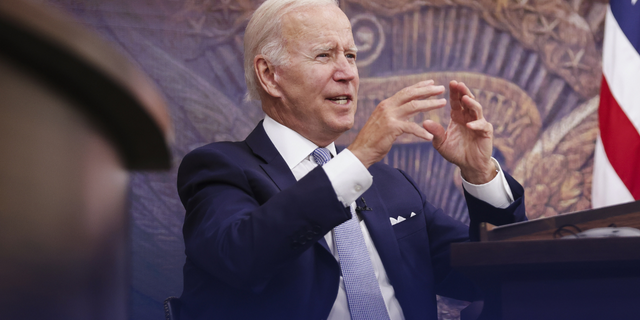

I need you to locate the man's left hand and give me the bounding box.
[423,80,496,184]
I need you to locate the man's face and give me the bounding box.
[269,5,359,145]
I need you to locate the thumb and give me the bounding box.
[423,120,445,148]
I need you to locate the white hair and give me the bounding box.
[243,0,340,101]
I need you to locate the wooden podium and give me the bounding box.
[451,201,640,320]
[0,1,171,319]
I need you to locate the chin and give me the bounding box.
[330,120,355,135]
[323,111,355,134]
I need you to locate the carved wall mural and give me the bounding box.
[44,0,608,319]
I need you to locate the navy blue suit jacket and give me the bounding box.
[177,121,526,320]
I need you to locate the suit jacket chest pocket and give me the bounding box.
[392,212,426,240]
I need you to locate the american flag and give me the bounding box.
[592,0,640,208]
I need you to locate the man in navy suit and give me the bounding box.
[177,0,527,319]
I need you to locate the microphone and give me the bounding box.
[355,197,372,213]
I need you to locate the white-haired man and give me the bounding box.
[177,0,526,319]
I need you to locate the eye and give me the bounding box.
[317,53,330,58]
[346,53,357,60]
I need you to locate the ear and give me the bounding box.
[254,55,282,98]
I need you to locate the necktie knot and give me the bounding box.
[312,148,331,166]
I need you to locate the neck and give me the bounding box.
[262,106,340,148]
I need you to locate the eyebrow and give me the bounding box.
[311,44,358,53]
[313,46,332,52]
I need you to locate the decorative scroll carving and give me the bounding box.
[351,13,386,67]
[513,96,599,219]
[171,0,257,40]
[345,0,604,98]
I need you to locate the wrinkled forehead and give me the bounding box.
[280,4,354,45]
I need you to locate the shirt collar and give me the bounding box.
[263,115,337,170]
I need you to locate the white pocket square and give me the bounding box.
[390,212,416,225]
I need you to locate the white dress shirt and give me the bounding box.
[262,115,513,320]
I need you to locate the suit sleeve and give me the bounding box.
[177,146,350,293]
[465,172,527,241]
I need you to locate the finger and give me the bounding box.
[392,81,445,106]
[402,121,434,141]
[466,118,493,134]
[416,79,434,87]
[398,98,446,117]
[449,80,462,111]
[461,95,484,120]
[423,120,445,147]
[457,81,475,99]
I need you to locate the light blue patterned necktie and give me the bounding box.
[312,148,390,320]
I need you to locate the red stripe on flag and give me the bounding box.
[599,76,640,200]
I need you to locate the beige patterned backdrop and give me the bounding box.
[46,0,608,319]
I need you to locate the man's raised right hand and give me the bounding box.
[347,80,447,168]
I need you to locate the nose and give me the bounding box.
[333,55,357,82]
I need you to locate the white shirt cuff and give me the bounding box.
[323,149,373,207]
[461,158,514,209]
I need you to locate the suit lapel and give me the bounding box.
[245,121,331,252]
[245,121,297,191]
[359,185,404,276]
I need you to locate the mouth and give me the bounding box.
[327,95,352,105]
